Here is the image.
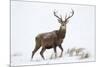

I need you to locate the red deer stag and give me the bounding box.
[31,9,74,60]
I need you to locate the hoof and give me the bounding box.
[59,55,63,58]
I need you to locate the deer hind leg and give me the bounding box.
[31,45,40,60]
[31,36,41,60]
[40,47,46,60]
[58,45,63,57]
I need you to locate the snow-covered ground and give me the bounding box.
[11,1,96,66]
[11,48,95,66]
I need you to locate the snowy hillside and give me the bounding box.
[11,47,95,66]
[11,1,95,66]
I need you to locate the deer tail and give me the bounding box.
[35,36,41,48]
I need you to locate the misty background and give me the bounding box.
[11,1,95,66]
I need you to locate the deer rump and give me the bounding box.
[35,31,62,49]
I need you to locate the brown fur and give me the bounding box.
[31,9,74,59]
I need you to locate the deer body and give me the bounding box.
[31,9,74,60]
[36,31,58,49]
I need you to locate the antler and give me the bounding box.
[65,9,74,21]
[53,11,62,21]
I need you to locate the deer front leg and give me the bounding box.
[58,45,63,57]
[40,47,46,60]
[54,47,57,58]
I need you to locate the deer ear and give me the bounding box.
[65,20,69,24]
[58,19,62,23]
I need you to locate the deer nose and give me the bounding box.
[62,25,64,26]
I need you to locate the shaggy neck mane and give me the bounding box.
[57,26,66,39]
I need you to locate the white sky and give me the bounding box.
[11,1,95,65]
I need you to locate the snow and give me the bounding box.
[11,49,95,66]
[11,1,96,66]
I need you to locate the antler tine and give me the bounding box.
[66,9,74,20]
[53,11,61,20]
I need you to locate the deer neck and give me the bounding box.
[58,25,66,39]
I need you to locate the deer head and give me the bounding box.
[54,9,74,27]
